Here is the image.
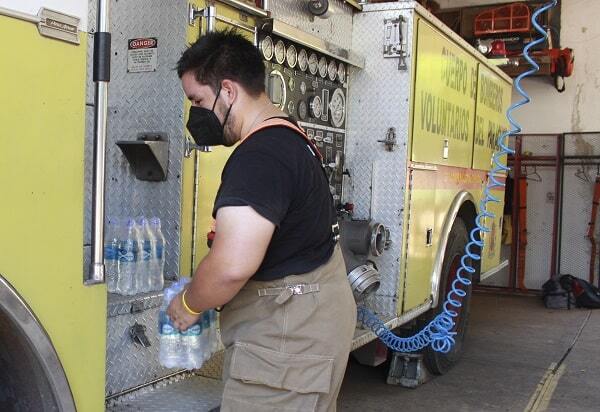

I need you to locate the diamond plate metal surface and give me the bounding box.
[102,0,187,281]
[107,291,164,318]
[345,7,415,317]
[107,374,223,412]
[91,0,190,396]
[195,348,224,380]
[106,304,179,396]
[560,133,600,282]
[268,0,354,50]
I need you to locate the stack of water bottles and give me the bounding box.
[158,278,220,369]
[104,216,166,295]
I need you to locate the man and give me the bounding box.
[167,30,356,412]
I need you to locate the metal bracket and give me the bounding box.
[129,323,151,348]
[188,4,205,26]
[184,138,211,157]
[377,127,397,151]
[383,16,408,71]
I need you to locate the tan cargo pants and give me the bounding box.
[219,245,357,412]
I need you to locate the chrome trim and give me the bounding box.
[190,153,201,272]
[258,18,365,68]
[207,4,216,32]
[351,300,432,351]
[480,259,509,281]
[88,0,110,285]
[348,264,380,300]
[0,6,40,23]
[215,14,256,34]
[410,162,438,171]
[430,191,475,307]
[0,275,76,411]
[219,0,268,17]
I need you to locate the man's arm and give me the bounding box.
[167,205,275,329]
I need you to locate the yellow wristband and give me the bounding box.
[181,290,202,315]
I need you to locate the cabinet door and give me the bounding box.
[411,19,477,168]
[402,168,436,312]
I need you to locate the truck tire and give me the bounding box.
[421,217,473,375]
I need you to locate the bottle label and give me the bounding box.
[104,245,118,260]
[142,240,152,261]
[156,243,164,259]
[181,324,201,336]
[118,240,137,262]
[160,322,178,335]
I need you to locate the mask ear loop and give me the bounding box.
[211,84,222,111]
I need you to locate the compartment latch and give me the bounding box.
[129,323,151,348]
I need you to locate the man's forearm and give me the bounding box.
[184,253,249,312]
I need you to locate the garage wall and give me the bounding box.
[438,0,600,134]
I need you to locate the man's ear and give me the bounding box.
[220,79,238,106]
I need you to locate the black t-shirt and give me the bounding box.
[212,122,336,281]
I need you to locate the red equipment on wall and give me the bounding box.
[538,47,575,93]
[474,3,531,37]
[587,177,600,286]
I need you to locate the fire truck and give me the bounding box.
[0,0,511,410]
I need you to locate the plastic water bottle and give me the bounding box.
[150,217,166,291]
[159,287,182,368]
[104,218,120,293]
[117,218,138,295]
[136,217,154,293]
[209,310,219,354]
[201,311,211,361]
[181,318,204,369]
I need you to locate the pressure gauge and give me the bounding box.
[287,100,295,115]
[260,36,274,61]
[337,63,346,83]
[318,57,328,78]
[274,40,286,64]
[308,52,318,75]
[286,44,297,68]
[300,81,307,95]
[298,49,308,72]
[328,60,337,81]
[329,88,346,128]
[309,95,323,118]
[288,77,295,91]
[267,69,286,110]
[298,100,308,120]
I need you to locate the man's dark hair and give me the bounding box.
[177,29,265,96]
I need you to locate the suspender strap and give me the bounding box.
[240,117,323,161]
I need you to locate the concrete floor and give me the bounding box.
[339,292,600,412]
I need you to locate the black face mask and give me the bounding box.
[186,86,233,146]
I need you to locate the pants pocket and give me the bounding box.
[222,342,334,412]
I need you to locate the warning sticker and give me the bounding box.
[127,37,157,73]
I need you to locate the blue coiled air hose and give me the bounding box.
[358,0,558,354]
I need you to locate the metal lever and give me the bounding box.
[184,138,211,157]
[188,4,204,26]
[130,323,151,348]
[377,127,397,151]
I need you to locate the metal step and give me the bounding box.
[106,374,223,412]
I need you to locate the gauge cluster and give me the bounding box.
[260,33,348,203]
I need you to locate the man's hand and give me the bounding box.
[167,290,201,331]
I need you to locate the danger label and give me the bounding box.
[127,37,157,73]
